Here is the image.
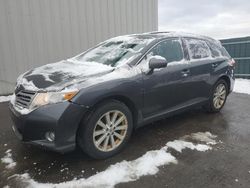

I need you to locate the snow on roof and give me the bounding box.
[140,31,220,44]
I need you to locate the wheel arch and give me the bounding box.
[75,95,136,159]
[77,94,140,134]
[218,75,231,92]
[92,95,139,128]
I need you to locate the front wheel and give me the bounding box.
[204,79,228,113]
[77,100,133,159]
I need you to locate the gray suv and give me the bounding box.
[9,32,235,159]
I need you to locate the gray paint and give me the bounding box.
[0,0,158,95]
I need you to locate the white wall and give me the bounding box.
[0,0,158,94]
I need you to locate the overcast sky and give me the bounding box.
[158,0,250,39]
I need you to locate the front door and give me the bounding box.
[139,38,192,119]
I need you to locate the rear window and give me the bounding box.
[206,40,231,58]
[220,46,231,58]
[185,38,211,60]
[206,40,221,57]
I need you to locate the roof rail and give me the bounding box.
[147,31,171,34]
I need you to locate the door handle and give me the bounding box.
[181,69,190,77]
[212,63,218,68]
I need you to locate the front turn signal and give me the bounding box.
[63,91,78,101]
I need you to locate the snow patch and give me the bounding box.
[8,131,218,188]
[1,149,16,169]
[66,64,141,91]
[12,106,30,115]
[145,31,221,46]
[233,79,250,95]
[0,95,13,103]
[166,140,211,152]
[185,38,212,60]
[167,131,218,152]
[17,60,114,91]
[183,131,218,145]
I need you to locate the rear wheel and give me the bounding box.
[77,100,133,159]
[204,79,228,113]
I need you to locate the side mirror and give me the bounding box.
[148,56,168,70]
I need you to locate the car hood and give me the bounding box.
[16,60,115,91]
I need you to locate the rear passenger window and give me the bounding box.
[185,38,211,59]
[150,39,183,63]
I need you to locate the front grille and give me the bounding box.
[15,90,36,108]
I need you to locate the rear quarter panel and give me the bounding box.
[209,58,234,91]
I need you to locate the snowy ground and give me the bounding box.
[1,149,16,169]
[233,79,250,95]
[0,95,13,103]
[2,132,218,188]
[0,78,250,103]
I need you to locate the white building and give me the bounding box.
[0,0,158,94]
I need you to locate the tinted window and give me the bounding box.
[206,40,221,57]
[206,40,231,58]
[150,39,183,63]
[185,38,211,59]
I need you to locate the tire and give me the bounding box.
[204,79,229,113]
[77,100,133,159]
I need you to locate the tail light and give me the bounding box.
[228,58,236,67]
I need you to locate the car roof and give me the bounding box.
[131,31,220,44]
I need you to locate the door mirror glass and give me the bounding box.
[149,56,168,69]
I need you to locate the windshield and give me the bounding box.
[72,36,153,67]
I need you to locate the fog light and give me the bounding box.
[45,132,55,142]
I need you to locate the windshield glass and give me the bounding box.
[72,36,154,67]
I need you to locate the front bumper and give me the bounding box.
[9,101,88,153]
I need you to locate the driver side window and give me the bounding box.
[150,39,184,63]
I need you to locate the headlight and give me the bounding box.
[30,90,78,109]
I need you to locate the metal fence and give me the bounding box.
[220,36,250,77]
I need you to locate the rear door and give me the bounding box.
[205,40,231,82]
[183,37,214,100]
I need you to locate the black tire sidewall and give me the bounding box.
[78,100,133,159]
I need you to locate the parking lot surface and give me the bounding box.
[1,93,250,188]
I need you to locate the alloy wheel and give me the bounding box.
[213,83,226,109]
[93,110,128,152]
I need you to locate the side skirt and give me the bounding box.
[136,98,208,128]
